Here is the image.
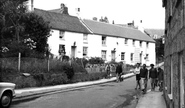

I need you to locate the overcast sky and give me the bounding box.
[32,0,165,29]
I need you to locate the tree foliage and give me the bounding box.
[0,0,51,58]
[155,38,164,62]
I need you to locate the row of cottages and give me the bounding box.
[34,8,156,66]
[162,0,185,108]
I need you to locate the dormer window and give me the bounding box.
[59,30,65,39]
[146,42,149,48]
[133,40,135,46]
[83,34,88,40]
[125,38,128,45]
[140,41,142,47]
[102,36,106,46]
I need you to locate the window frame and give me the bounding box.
[83,34,88,41]
[101,50,107,60]
[102,36,106,46]
[130,53,134,61]
[132,40,135,46]
[121,52,125,60]
[125,38,128,45]
[59,30,65,39]
[83,47,88,56]
[140,41,142,47]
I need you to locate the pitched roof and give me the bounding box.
[34,8,91,34]
[144,29,164,37]
[83,19,155,42]
[48,9,63,13]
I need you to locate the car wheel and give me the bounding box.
[0,92,12,108]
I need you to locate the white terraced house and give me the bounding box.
[34,6,156,66]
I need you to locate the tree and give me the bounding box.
[155,38,164,63]
[0,0,51,58]
[21,13,51,57]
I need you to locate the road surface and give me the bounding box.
[11,77,144,108]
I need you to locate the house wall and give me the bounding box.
[48,29,84,58]
[163,0,185,108]
[48,29,155,66]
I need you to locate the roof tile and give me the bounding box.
[34,8,91,34]
[83,19,155,42]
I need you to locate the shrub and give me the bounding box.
[44,73,68,86]
[71,61,87,74]
[14,76,37,89]
[89,57,104,64]
[63,63,74,80]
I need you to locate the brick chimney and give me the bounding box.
[28,0,34,12]
[60,3,69,15]
[75,8,81,18]
[137,20,144,33]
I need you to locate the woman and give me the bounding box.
[105,64,111,79]
[134,63,141,90]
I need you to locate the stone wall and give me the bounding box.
[163,0,185,108]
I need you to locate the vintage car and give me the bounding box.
[0,82,16,108]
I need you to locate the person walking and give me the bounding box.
[105,64,111,79]
[157,67,164,91]
[140,64,148,94]
[149,64,158,91]
[134,63,141,90]
[116,62,123,82]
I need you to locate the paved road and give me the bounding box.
[11,77,141,108]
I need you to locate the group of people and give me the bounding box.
[134,63,164,94]
[105,62,124,82]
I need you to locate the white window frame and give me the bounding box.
[121,52,125,60]
[83,34,88,41]
[102,36,106,46]
[83,47,88,56]
[125,38,128,45]
[59,30,65,40]
[133,40,135,46]
[59,44,65,55]
[101,50,107,60]
[145,54,149,61]
[146,42,149,48]
[140,41,142,47]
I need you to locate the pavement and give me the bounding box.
[13,73,167,108]
[136,89,167,108]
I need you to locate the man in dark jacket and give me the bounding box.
[140,64,148,93]
[116,62,123,82]
[149,64,157,91]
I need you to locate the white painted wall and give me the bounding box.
[48,29,84,58]
[48,29,156,66]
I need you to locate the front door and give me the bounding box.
[71,46,76,58]
[111,51,116,61]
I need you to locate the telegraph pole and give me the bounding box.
[16,22,21,73]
